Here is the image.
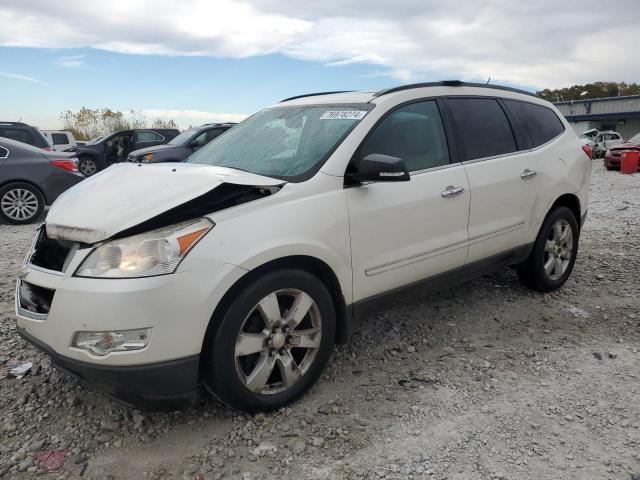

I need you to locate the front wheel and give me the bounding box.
[517,206,579,292]
[204,269,336,412]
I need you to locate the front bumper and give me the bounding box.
[18,328,199,409]
[15,253,247,409]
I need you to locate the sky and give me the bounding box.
[1,0,639,129]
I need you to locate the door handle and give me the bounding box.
[520,169,537,179]
[441,186,465,198]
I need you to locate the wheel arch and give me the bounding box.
[201,255,350,368]
[549,193,581,229]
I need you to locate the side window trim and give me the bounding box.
[496,98,527,151]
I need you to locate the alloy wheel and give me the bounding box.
[234,288,322,395]
[79,159,97,176]
[543,219,573,281]
[0,188,39,222]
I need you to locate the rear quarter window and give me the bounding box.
[446,98,517,161]
[503,100,565,149]
[0,146,8,159]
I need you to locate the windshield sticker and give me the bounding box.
[319,110,367,120]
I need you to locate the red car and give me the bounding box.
[604,132,640,171]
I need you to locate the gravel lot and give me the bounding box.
[1,160,639,480]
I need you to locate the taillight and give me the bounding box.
[50,159,79,173]
[42,146,54,152]
[581,144,593,160]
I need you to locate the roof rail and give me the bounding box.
[0,121,28,126]
[373,81,538,99]
[279,91,353,103]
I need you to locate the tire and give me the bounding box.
[204,269,336,412]
[517,206,579,292]
[78,156,99,176]
[605,166,615,171]
[0,182,45,224]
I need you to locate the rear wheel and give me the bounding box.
[78,156,99,176]
[517,206,579,292]
[204,269,336,412]
[0,182,44,224]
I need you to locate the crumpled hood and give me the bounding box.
[46,163,283,244]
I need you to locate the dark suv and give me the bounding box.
[127,123,234,164]
[73,128,180,176]
[0,122,52,150]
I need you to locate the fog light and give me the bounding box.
[72,328,151,356]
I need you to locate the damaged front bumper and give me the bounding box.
[17,328,200,410]
[15,251,247,409]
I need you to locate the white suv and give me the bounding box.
[15,81,592,411]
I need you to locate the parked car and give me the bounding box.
[127,123,234,163]
[0,138,83,224]
[73,128,180,176]
[604,132,640,171]
[592,131,624,158]
[0,122,52,150]
[42,130,78,152]
[15,81,591,411]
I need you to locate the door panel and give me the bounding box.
[464,153,539,262]
[347,166,470,302]
[444,97,539,263]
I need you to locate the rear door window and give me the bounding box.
[135,131,164,142]
[503,100,565,150]
[446,98,517,161]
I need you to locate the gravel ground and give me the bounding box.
[1,160,639,480]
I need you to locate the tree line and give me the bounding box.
[60,108,179,140]
[537,81,640,102]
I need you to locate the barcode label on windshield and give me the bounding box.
[320,111,367,120]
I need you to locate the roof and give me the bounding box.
[277,81,539,106]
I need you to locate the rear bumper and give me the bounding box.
[603,154,620,168]
[18,327,199,410]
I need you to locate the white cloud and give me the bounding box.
[142,109,247,129]
[0,72,51,86]
[1,0,639,89]
[55,54,85,68]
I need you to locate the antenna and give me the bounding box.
[486,77,491,84]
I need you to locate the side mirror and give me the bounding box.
[347,154,410,183]
[189,140,201,150]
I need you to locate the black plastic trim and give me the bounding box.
[18,328,199,410]
[348,243,533,321]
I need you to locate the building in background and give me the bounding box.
[554,95,640,140]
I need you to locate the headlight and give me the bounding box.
[143,153,154,162]
[75,218,214,278]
